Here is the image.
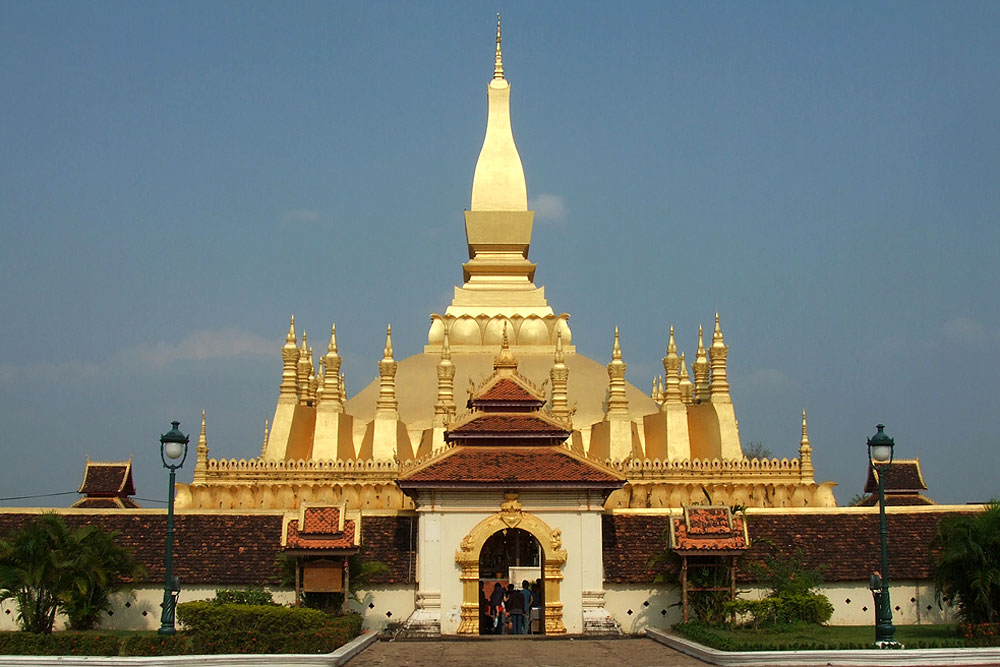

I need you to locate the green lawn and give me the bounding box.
[673,623,969,651]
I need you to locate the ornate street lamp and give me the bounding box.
[158,420,189,635]
[867,424,897,647]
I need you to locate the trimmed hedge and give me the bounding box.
[177,602,331,634]
[211,588,275,606]
[723,593,834,627]
[960,622,1000,647]
[0,612,362,656]
[176,602,362,654]
[0,632,121,656]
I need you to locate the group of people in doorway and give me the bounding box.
[480,579,541,635]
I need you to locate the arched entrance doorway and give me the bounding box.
[455,495,567,635]
[478,527,543,634]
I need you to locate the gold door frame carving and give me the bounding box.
[455,506,568,635]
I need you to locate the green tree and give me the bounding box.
[933,501,1000,624]
[0,514,146,633]
[63,525,147,630]
[0,514,78,633]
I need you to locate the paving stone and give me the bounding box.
[344,637,714,667]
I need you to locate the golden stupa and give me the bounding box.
[176,19,834,513]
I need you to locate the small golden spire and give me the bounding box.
[799,409,814,481]
[441,324,452,360]
[709,313,731,402]
[377,326,398,416]
[195,410,208,471]
[329,323,338,354]
[554,329,564,363]
[667,325,677,355]
[494,322,518,370]
[494,13,504,80]
[286,315,296,344]
[606,327,629,417]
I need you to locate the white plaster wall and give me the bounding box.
[349,585,416,632]
[0,586,295,632]
[604,580,956,634]
[605,584,682,634]
[822,581,955,625]
[416,489,606,635]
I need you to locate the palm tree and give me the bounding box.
[64,525,147,630]
[933,501,1000,624]
[0,513,77,633]
[0,514,147,633]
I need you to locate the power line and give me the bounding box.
[0,491,78,502]
[134,497,167,504]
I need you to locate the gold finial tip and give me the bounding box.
[493,13,505,80]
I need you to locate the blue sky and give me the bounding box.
[1,1,997,506]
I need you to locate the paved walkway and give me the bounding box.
[345,637,713,667]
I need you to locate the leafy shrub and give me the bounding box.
[934,502,1000,624]
[120,633,192,656]
[960,622,1000,646]
[723,592,833,627]
[212,588,275,606]
[0,631,120,656]
[186,612,362,654]
[177,601,331,634]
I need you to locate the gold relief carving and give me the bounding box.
[685,506,733,535]
[455,510,567,635]
[500,491,522,528]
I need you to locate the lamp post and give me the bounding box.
[867,423,897,647]
[158,420,189,635]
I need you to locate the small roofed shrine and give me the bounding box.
[72,458,140,509]
[397,331,624,635]
[669,505,750,622]
[860,459,934,506]
[281,503,361,611]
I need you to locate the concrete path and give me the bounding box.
[345,637,713,667]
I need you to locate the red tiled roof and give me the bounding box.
[302,506,341,534]
[72,497,141,509]
[602,509,980,584]
[858,493,936,507]
[0,512,285,585]
[473,378,544,406]
[360,515,416,585]
[398,446,623,488]
[285,507,358,551]
[447,413,571,440]
[77,461,136,497]
[864,460,928,494]
[0,512,411,587]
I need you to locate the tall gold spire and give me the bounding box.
[318,324,343,412]
[550,331,570,421]
[494,13,504,80]
[297,332,312,404]
[279,316,299,399]
[260,420,269,457]
[433,326,456,428]
[662,326,682,406]
[194,410,208,479]
[376,325,398,417]
[799,409,814,481]
[693,324,710,403]
[709,313,731,403]
[606,327,629,417]
[470,16,526,211]
[679,353,694,405]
